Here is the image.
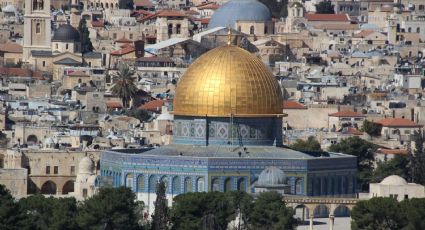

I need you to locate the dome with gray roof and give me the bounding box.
[208,0,272,29]
[52,24,80,42]
[257,166,286,186]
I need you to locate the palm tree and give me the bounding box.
[111,63,138,108]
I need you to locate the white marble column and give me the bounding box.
[309,214,314,230]
[329,214,335,230]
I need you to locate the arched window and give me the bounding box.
[417,27,421,33]
[224,178,232,192]
[176,24,181,34]
[125,173,133,189]
[149,175,157,193]
[295,178,302,195]
[211,178,219,192]
[249,26,255,35]
[35,23,41,34]
[160,176,168,190]
[184,177,192,193]
[408,27,412,33]
[168,24,173,36]
[197,177,205,192]
[237,178,246,192]
[172,176,180,195]
[137,175,144,192]
[41,180,57,194]
[62,180,74,194]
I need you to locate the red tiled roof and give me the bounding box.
[329,110,365,117]
[283,100,306,109]
[0,67,44,79]
[139,100,165,111]
[92,20,104,27]
[110,46,135,56]
[0,42,22,53]
[157,10,187,18]
[198,3,220,10]
[115,37,133,43]
[353,30,375,38]
[376,118,423,127]
[106,101,123,108]
[200,18,210,24]
[185,10,200,15]
[345,127,363,135]
[306,13,350,22]
[134,0,154,7]
[377,148,409,155]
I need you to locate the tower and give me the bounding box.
[285,0,305,33]
[23,0,52,62]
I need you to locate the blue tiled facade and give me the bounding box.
[100,150,357,197]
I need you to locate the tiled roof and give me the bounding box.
[134,0,154,7]
[157,10,187,18]
[344,127,363,136]
[53,58,82,65]
[376,118,423,127]
[0,67,44,79]
[377,148,409,155]
[306,13,350,22]
[198,3,220,10]
[110,46,135,56]
[31,50,53,57]
[106,101,123,108]
[115,37,133,43]
[353,30,375,38]
[283,100,306,109]
[0,42,22,53]
[92,20,104,28]
[329,110,365,117]
[139,100,165,111]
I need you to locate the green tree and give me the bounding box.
[0,185,24,230]
[290,136,322,152]
[315,1,335,14]
[362,120,382,137]
[411,130,425,185]
[78,18,93,54]
[247,191,297,230]
[111,63,138,108]
[401,198,425,230]
[151,181,169,230]
[125,108,151,122]
[119,0,134,9]
[351,197,406,230]
[171,192,237,230]
[77,187,139,230]
[329,136,376,191]
[371,154,410,183]
[18,195,78,230]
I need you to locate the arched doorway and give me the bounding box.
[294,204,309,221]
[314,204,330,218]
[27,179,39,194]
[224,178,232,192]
[27,135,38,145]
[184,177,192,193]
[237,178,246,192]
[41,180,57,194]
[334,205,350,217]
[62,180,75,194]
[211,178,219,192]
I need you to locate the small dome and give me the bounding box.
[209,0,272,28]
[78,157,94,174]
[257,166,286,186]
[381,175,407,186]
[52,24,80,42]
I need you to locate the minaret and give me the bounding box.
[23,0,52,63]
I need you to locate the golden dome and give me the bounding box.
[173,45,283,117]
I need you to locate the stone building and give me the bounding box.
[369,175,425,201]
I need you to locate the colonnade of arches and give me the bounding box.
[29,179,75,195]
[89,1,118,9]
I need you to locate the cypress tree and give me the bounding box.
[151,181,169,230]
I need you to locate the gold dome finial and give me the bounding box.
[227,27,232,45]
